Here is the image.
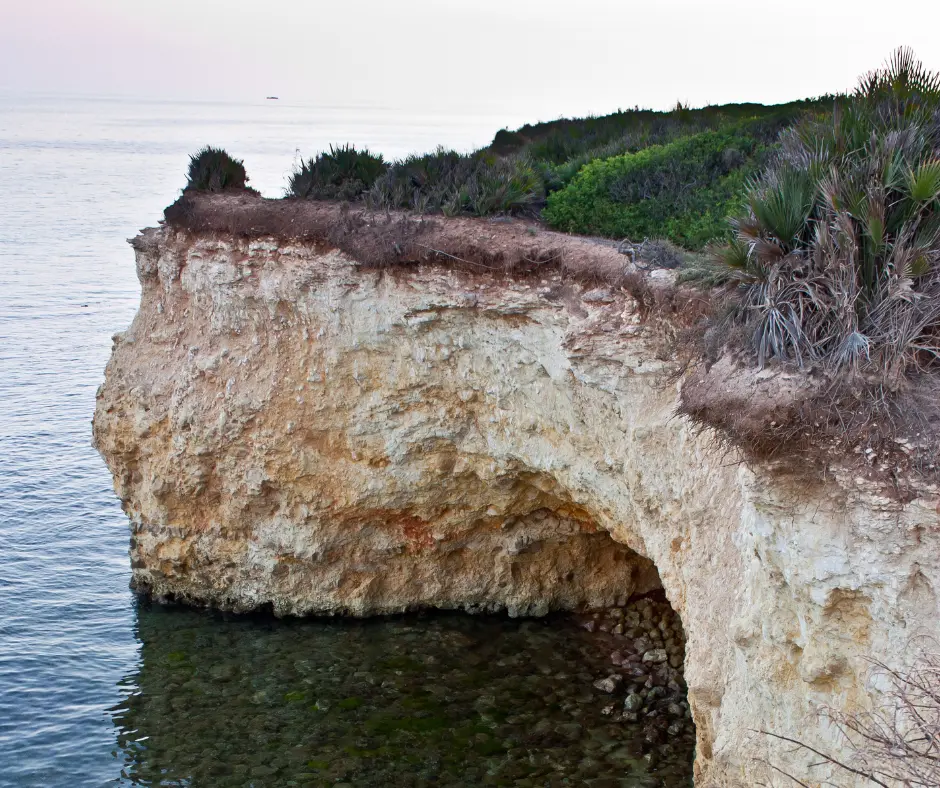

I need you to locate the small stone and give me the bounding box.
[642,648,668,664]
[610,650,624,665]
[583,287,615,303]
[623,693,643,712]
[601,704,616,716]
[667,722,684,737]
[593,674,623,693]
[667,703,684,717]
[669,653,683,669]
[557,722,583,740]
[582,620,596,632]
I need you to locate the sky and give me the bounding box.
[3,0,940,123]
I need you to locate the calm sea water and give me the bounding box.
[0,95,524,786]
[0,95,692,787]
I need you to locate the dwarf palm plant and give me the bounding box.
[186,147,249,192]
[288,144,387,200]
[720,48,940,383]
[367,148,543,217]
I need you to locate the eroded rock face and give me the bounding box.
[94,226,940,787]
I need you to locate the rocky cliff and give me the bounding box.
[94,196,940,787]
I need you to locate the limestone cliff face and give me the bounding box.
[94,223,940,787]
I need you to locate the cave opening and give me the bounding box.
[483,489,696,783]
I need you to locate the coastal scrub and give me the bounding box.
[185,147,249,193]
[542,117,793,248]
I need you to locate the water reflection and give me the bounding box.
[112,604,692,787]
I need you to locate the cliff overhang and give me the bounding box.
[94,194,940,787]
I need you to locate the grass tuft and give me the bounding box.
[288,144,387,200]
[185,147,249,193]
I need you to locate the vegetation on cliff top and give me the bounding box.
[541,116,795,248]
[288,145,387,200]
[675,48,940,480]
[185,146,250,193]
[183,97,824,246]
[277,99,820,242]
[714,47,940,383]
[366,149,545,217]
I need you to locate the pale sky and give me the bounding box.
[3,0,940,121]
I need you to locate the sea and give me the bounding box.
[0,94,691,787]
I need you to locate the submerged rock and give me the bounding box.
[624,693,644,713]
[593,674,623,694]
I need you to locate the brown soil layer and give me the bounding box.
[678,357,940,493]
[164,191,642,288]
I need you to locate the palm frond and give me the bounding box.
[907,159,940,203]
[718,48,940,378]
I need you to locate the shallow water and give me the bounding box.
[114,606,692,787]
[0,93,692,786]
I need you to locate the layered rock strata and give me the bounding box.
[94,207,940,787]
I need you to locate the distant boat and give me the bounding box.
[266,96,279,100]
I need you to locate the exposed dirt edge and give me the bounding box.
[678,356,940,495]
[164,191,672,292]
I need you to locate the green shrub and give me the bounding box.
[186,146,248,192]
[716,47,940,378]
[273,100,823,220]
[543,117,790,248]
[488,100,823,191]
[288,144,387,200]
[368,148,543,217]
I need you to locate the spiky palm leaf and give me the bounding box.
[907,159,940,203]
[746,169,817,249]
[714,48,940,378]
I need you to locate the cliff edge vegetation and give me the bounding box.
[282,100,822,247]
[680,47,940,483]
